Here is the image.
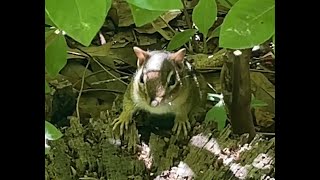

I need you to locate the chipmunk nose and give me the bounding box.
[150,97,163,107]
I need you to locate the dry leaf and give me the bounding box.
[136,34,158,46]
[60,61,98,90]
[112,0,134,27]
[254,108,274,128]
[67,42,112,59]
[250,72,275,114]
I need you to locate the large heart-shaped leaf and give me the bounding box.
[126,0,182,11]
[45,0,110,46]
[45,11,55,27]
[219,0,275,49]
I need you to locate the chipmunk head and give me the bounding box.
[133,46,187,107]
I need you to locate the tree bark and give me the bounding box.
[221,49,256,142]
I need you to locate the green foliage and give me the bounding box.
[219,0,275,49]
[130,4,164,27]
[205,93,268,130]
[192,0,217,38]
[205,100,227,130]
[45,121,62,140]
[45,121,63,154]
[167,29,197,51]
[45,0,110,46]
[45,30,67,77]
[45,11,55,27]
[126,0,182,11]
[45,121,63,140]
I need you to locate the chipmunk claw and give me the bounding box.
[112,115,130,136]
[172,118,191,137]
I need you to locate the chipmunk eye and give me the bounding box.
[140,74,144,84]
[168,74,176,87]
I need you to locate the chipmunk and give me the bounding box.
[112,47,207,138]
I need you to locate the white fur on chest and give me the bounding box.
[133,94,178,114]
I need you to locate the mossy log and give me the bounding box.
[45,111,275,180]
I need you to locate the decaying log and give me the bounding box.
[45,112,275,180]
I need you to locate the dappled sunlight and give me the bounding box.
[252,153,273,170]
[188,133,273,179]
[138,142,153,169]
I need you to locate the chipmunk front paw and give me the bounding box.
[172,114,191,137]
[112,112,132,136]
[112,112,139,151]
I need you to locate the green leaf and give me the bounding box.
[205,101,227,130]
[207,25,221,42]
[129,4,164,27]
[45,11,55,27]
[219,0,275,49]
[45,80,51,94]
[45,121,63,140]
[45,0,109,46]
[272,34,275,45]
[45,32,67,77]
[192,0,217,37]
[167,29,197,51]
[45,29,57,49]
[126,0,182,11]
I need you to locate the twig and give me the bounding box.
[67,51,130,76]
[198,67,275,74]
[206,82,217,93]
[67,51,87,58]
[72,69,132,88]
[90,76,130,85]
[76,59,90,119]
[132,29,138,45]
[181,0,194,52]
[99,31,106,45]
[159,16,176,33]
[159,16,191,52]
[74,47,129,86]
[256,132,275,136]
[92,57,129,85]
[180,0,192,29]
[79,177,98,180]
[74,88,125,94]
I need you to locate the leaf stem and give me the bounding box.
[76,59,90,119]
[180,0,194,52]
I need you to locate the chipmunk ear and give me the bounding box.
[133,46,149,68]
[169,48,186,69]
